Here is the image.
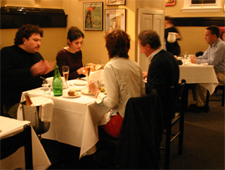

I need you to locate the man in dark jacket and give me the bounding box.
[1,24,55,118]
[138,30,180,125]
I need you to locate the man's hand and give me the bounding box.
[142,71,148,79]
[30,60,55,76]
[190,55,197,64]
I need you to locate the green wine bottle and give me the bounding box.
[53,65,63,96]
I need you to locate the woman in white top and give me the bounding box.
[89,29,145,138]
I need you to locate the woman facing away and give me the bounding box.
[56,26,85,79]
[164,16,181,56]
[88,29,145,138]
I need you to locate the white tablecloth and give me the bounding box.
[17,82,110,159]
[179,64,219,94]
[0,116,51,170]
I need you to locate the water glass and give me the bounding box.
[42,84,51,95]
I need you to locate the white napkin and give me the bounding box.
[89,70,104,85]
[31,97,54,122]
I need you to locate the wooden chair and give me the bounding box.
[161,79,186,169]
[0,125,33,169]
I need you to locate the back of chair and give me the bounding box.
[116,89,163,169]
[0,125,33,169]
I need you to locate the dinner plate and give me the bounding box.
[81,88,94,95]
[70,87,83,92]
[79,77,87,81]
[74,80,87,86]
[62,93,81,98]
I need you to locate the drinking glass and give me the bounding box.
[84,65,91,88]
[62,66,69,89]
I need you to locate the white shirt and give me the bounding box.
[96,56,145,118]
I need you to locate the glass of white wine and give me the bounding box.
[62,66,69,89]
[84,65,91,89]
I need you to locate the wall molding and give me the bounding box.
[172,17,225,27]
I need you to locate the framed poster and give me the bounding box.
[106,0,126,6]
[83,2,103,30]
[105,9,126,33]
[165,0,176,6]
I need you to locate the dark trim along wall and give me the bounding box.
[172,17,225,27]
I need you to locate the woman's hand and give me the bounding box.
[88,80,100,96]
[77,67,85,75]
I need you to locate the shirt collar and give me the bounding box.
[147,48,163,61]
[211,38,220,47]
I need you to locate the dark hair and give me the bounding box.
[138,30,161,49]
[165,16,173,23]
[105,29,130,59]
[67,26,84,43]
[14,24,43,45]
[206,25,220,38]
[220,30,225,40]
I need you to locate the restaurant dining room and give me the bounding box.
[0,0,224,169]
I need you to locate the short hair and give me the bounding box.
[138,30,161,49]
[14,24,43,45]
[67,26,84,43]
[105,29,130,59]
[206,25,220,38]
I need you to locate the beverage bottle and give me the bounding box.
[24,92,33,106]
[53,65,63,96]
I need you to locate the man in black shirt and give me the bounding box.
[1,24,55,118]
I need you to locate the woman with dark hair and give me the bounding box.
[88,29,145,138]
[164,16,181,56]
[220,30,225,41]
[56,26,85,79]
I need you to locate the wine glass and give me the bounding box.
[84,65,91,88]
[62,66,69,89]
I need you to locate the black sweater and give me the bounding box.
[1,45,53,109]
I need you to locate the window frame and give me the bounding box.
[182,0,222,12]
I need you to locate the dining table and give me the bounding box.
[0,116,51,170]
[17,78,110,159]
[178,63,219,109]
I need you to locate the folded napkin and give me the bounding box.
[31,97,54,122]
[89,70,104,85]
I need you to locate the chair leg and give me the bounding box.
[24,125,33,169]
[178,114,184,155]
[164,127,171,169]
[222,88,224,106]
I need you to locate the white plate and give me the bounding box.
[74,80,87,86]
[81,88,94,95]
[79,77,87,81]
[62,93,81,98]
[69,87,83,92]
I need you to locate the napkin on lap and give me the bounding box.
[31,97,54,122]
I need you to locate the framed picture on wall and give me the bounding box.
[165,0,176,6]
[106,0,126,6]
[105,9,126,33]
[83,2,103,30]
